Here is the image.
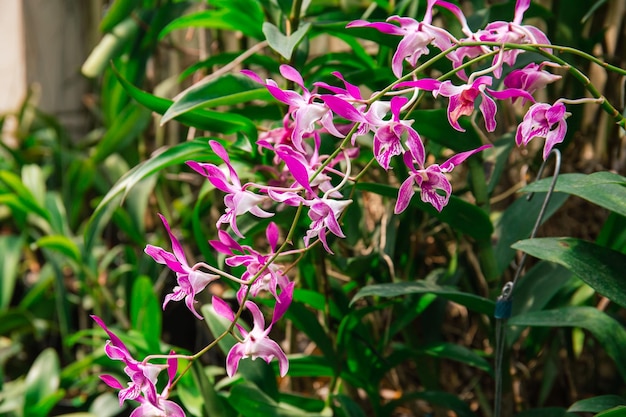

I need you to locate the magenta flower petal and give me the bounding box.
[394,176,417,214]
[212,296,236,322]
[266,222,279,252]
[100,374,124,390]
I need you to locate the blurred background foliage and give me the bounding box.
[1,0,626,416]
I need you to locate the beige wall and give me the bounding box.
[1,0,91,136]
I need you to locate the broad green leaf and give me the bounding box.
[522,172,626,217]
[22,164,46,206]
[285,301,336,363]
[159,1,265,40]
[34,235,81,263]
[507,262,574,344]
[596,406,626,417]
[356,183,493,242]
[86,393,120,417]
[130,276,161,351]
[351,281,495,315]
[279,355,334,378]
[188,360,229,417]
[201,303,239,355]
[0,310,35,335]
[99,0,139,32]
[568,395,626,413]
[0,170,50,221]
[112,66,258,139]
[92,102,151,163]
[333,394,366,417]
[279,393,326,414]
[0,235,23,310]
[24,348,62,417]
[509,307,626,380]
[229,382,327,417]
[45,192,72,236]
[512,238,626,309]
[419,342,492,373]
[263,22,312,60]
[162,74,271,124]
[82,18,139,78]
[84,138,219,254]
[493,192,568,276]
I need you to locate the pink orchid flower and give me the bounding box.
[397,77,534,132]
[477,0,551,77]
[242,65,343,151]
[516,101,568,160]
[395,144,492,213]
[504,62,562,102]
[210,223,291,304]
[348,0,454,78]
[212,290,293,377]
[145,214,219,320]
[187,140,273,238]
[304,196,352,253]
[322,95,422,170]
[91,316,185,417]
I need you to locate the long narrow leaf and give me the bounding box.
[512,238,626,309]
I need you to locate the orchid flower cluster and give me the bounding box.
[92,1,608,415]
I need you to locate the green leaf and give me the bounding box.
[159,1,265,40]
[112,65,258,139]
[0,170,50,221]
[568,395,626,413]
[280,355,334,378]
[596,406,626,417]
[493,192,568,276]
[509,307,626,381]
[419,342,492,373]
[285,302,336,363]
[84,138,219,254]
[34,235,82,263]
[0,235,23,311]
[130,276,161,351]
[263,22,312,60]
[188,360,229,417]
[99,0,139,32]
[522,172,626,217]
[82,18,139,78]
[512,238,626,309]
[0,310,35,335]
[356,183,493,242]
[351,281,495,315]
[92,102,152,163]
[162,74,271,124]
[24,348,62,417]
[229,382,327,417]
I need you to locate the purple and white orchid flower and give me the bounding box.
[187,140,273,238]
[212,288,293,377]
[92,316,185,417]
[397,77,534,132]
[395,144,492,213]
[348,0,455,78]
[516,101,569,160]
[243,65,343,151]
[145,214,219,320]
